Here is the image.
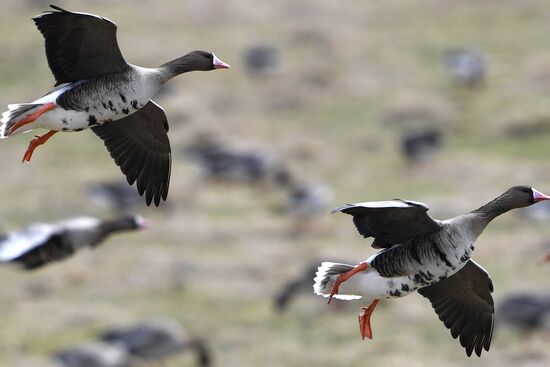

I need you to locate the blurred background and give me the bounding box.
[0,0,550,366]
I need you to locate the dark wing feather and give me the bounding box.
[333,200,442,248]
[92,101,171,206]
[418,260,494,357]
[33,5,129,85]
[13,233,72,270]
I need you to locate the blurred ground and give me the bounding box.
[0,0,549,366]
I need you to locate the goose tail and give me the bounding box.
[0,103,45,138]
[313,262,362,301]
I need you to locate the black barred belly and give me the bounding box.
[369,239,468,298]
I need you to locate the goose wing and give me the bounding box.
[0,224,61,262]
[417,260,494,357]
[33,5,129,85]
[92,101,171,206]
[333,199,442,248]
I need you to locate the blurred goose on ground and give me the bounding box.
[274,260,352,312]
[400,127,443,164]
[279,181,333,236]
[0,5,229,206]
[54,341,131,367]
[184,136,288,186]
[86,180,174,213]
[314,186,550,357]
[0,215,145,270]
[242,44,281,76]
[497,293,550,333]
[283,182,333,218]
[87,181,146,213]
[443,48,486,88]
[100,319,211,366]
[274,261,321,312]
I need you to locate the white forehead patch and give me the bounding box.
[212,53,221,65]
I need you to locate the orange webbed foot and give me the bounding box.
[22,130,57,163]
[358,299,380,340]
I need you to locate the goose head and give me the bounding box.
[159,50,230,82]
[128,215,147,229]
[503,186,550,208]
[185,50,230,71]
[108,215,147,231]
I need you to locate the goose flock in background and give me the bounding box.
[183,136,289,186]
[1,4,549,365]
[184,134,333,233]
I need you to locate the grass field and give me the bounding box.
[0,1,549,366]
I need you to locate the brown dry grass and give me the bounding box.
[0,0,549,366]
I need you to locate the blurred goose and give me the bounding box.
[0,215,145,269]
[314,186,550,357]
[0,5,229,206]
[279,181,333,236]
[284,182,333,218]
[443,48,485,88]
[184,137,286,185]
[243,44,281,76]
[274,259,353,312]
[274,261,321,312]
[54,341,130,367]
[498,293,550,333]
[87,181,150,213]
[100,319,211,366]
[400,127,443,164]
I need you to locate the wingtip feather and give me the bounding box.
[330,204,351,214]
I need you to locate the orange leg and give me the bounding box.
[7,102,56,136]
[358,299,380,340]
[327,262,369,304]
[22,130,57,163]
